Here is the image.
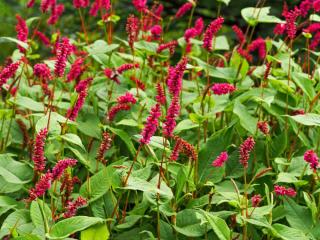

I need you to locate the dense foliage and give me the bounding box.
[1,0,320,239]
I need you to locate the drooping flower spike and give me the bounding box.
[304,150,319,170]
[54,37,71,77]
[32,128,48,172]
[239,136,255,168]
[212,152,229,167]
[203,17,224,52]
[140,104,162,144]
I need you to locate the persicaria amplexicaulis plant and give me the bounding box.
[2,1,320,239]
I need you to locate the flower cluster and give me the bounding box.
[203,17,224,52]
[251,194,262,207]
[140,104,161,144]
[248,37,266,60]
[212,152,229,167]
[157,40,178,55]
[274,185,297,197]
[64,196,87,218]
[239,136,255,168]
[211,83,235,95]
[54,37,71,77]
[15,15,28,53]
[167,57,188,97]
[304,150,319,170]
[108,92,137,121]
[32,128,48,172]
[126,15,139,49]
[175,2,193,19]
[155,83,166,105]
[67,57,85,82]
[28,172,53,202]
[97,132,112,164]
[67,77,92,121]
[34,30,51,47]
[257,121,269,135]
[170,136,198,161]
[163,96,180,137]
[0,61,21,88]
[52,158,78,180]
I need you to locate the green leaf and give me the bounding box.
[174,119,198,134]
[0,210,33,239]
[116,215,144,230]
[11,96,45,112]
[214,36,230,51]
[61,133,86,151]
[198,127,233,183]
[292,72,315,101]
[216,0,231,5]
[233,101,258,134]
[241,7,284,26]
[0,37,29,50]
[0,154,33,184]
[173,209,207,237]
[284,198,313,233]
[30,200,51,235]
[80,166,114,202]
[288,113,320,126]
[80,223,109,240]
[106,126,136,156]
[47,216,104,239]
[201,210,230,240]
[272,224,308,240]
[78,114,102,139]
[310,14,320,22]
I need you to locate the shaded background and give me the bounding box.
[0,0,301,62]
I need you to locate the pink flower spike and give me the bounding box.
[15,15,28,53]
[54,37,71,77]
[285,7,301,40]
[117,92,137,104]
[212,151,228,167]
[232,25,245,45]
[75,77,93,93]
[126,15,139,49]
[257,121,269,135]
[251,194,262,207]
[32,128,48,172]
[64,196,87,218]
[248,37,266,60]
[274,185,296,197]
[34,30,51,47]
[27,0,35,8]
[273,23,286,35]
[155,83,166,105]
[314,0,320,12]
[48,3,65,25]
[150,25,162,39]
[175,2,193,19]
[304,150,319,170]
[211,83,235,95]
[239,136,255,168]
[67,57,85,82]
[108,104,131,121]
[167,57,188,97]
[28,172,53,202]
[157,40,178,55]
[117,63,139,74]
[140,104,161,144]
[34,63,52,80]
[132,0,147,12]
[163,96,180,137]
[52,158,77,180]
[0,61,21,88]
[203,17,224,52]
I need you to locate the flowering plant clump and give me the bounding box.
[1,0,320,239]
